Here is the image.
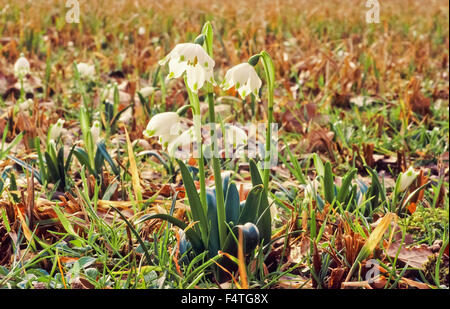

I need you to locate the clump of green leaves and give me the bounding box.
[401,205,449,243]
[73,107,120,179]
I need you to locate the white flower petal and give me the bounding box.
[167,128,194,157]
[91,120,101,145]
[224,125,247,147]
[139,86,156,97]
[398,166,419,192]
[222,69,234,90]
[186,64,206,93]
[144,112,180,137]
[237,82,253,100]
[168,58,188,79]
[159,133,178,148]
[49,119,65,142]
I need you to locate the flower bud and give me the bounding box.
[176,105,191,117]
[138,86,156,98]
[194,34,205,46]
[91,120,102,145]
[248,54,261,67]
[49,119,65,142]
[398,166,419,192]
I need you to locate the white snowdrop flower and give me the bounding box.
[167,127,195,158]
[14,53,30,78]
[138,26,146,36]
[49,119,65,142]
[19,98,33,112]
[138,86,156,97]
[224,125,247,148]
[118,107,133,124]
[304,179,320,201]
[143,112,181,147]
[298,70,310,85]
[159,43,215,93]
[222,63,262,100]
[76,62,95,80]
[398,166,419,192]
[90,120,102,145]
[103,82,131,103]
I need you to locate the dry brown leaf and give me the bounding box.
[387,243,434,269]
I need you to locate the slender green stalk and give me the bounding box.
[264,104,273,189]
[19,77,24,101]
[207,93,226,248]
[184,77,207,213]
[259,51,275,190]
[202,22,227,248]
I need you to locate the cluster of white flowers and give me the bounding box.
[76,62,96,80]
[14,53,30,79]
[145,42,263,157]
[48,119,65,142]
[15,56,95,81]
[159,42,262,98]
[143,112,252,159]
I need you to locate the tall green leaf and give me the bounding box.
[249,159,272,247]
[177,159,209,247]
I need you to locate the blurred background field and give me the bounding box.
[1,0,448,98]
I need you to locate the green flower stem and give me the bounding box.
[207,91,226,248]
[260,51,275,190]
[202,21,226,248]
[184,77,207,213]
[20,76,24,100]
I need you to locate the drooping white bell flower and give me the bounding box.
[167,127,195,158]
[222,63,262,101]
[49,119,65,142]
[269,196,282,222]
[143,112,181,147]
[103,82,131,103]
[398,166,419,192]
[90,120,102,145]
[14,53,30,79]
[138,86,156,98]
[138,26,146,36]
[224,125,247,148]
[304,179,320,201]
[76,62,95,80]
[159,43,215,93]
[19,98,33,112]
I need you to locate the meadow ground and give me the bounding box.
[0,0,448,290]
